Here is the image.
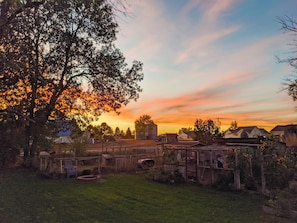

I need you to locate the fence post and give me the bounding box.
[260,151,266,194]
[60,159,63,174]
[234,149,241,190]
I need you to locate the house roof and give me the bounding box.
[164,133,178,136]
[231,126,258,134]
[216,137,262,145]
[53,136,73,143]
[48,119,73,136]
[58,129,71,136]
[259,128,269,135]
[226,126,269,138]
[271,124,297,132]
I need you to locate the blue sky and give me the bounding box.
[98,0,297,134]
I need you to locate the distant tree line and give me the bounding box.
[87,123,134,142]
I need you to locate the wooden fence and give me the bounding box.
[39,146,163,176]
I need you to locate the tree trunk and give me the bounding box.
[23,126,31,160]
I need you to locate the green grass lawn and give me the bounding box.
[0,169,293,223]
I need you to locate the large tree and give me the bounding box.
[277,16,297,100]
[135,115,155,138]
[194,118,221,145]
[0,0,143,159]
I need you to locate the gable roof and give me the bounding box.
[271,124,297,132]
[271,125,286,132]
[231,126,258,134]
[259,128,269,135]
[225,126,269,139]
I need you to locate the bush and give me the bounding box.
[212,171,234,191]
[263,145,296,190]
[146,167,185,184]
[244,176,257,191]
[266,189,297,218]
[0,139,20,168]
[226,141,297,191]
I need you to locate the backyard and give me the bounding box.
[0,169,293,223]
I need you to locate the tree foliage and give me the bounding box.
[228,121,238,131]
[88,122,113,142]
[193,118,221,145]
[115,126,121,136]
[135,115,155,135]
[178,127,193,134]
[100,122,114,141]
[0,0,143,158]
[125,127,133,138]
[260,139,297,190]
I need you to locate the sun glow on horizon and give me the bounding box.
[95,110,295,135]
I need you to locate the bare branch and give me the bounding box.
[277,16,297,33]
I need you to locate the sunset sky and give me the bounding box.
[97,0,297,134]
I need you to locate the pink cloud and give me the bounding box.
[201,0,238,23]
[116,0,174,61]
[176,25,240,64]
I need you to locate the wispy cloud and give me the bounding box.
[98,0,297,133]
[175,25,240,64]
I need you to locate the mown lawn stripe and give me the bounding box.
[0,169,293,223]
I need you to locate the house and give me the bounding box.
[178,131,188,140]
[53,120,74,144]
[178,131,195,141]
[270,124,297,138]
[155,133,179,144]
[53,133,73,144]
[162,133,178,143]
[271,124,297,146]
[224,126,268,139]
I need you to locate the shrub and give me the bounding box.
[263,145,296,190]
[146,167,185,184]
[212,171,234,191]
[226,140,297,191]
[244,176,257,191]
[266,189,297,219]
[0,139,20,168]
